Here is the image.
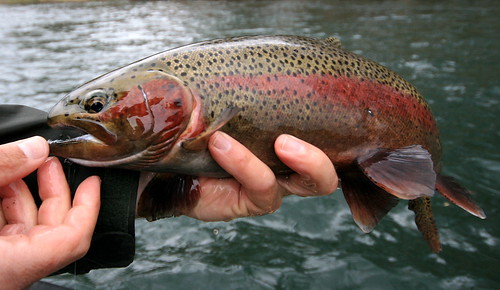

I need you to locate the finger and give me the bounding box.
[63,175,101,255]
[275,135,338,197]
[208,132,281,214]
[37,157,71,226]
[187,177,246,221]
[5,176,101,282]
[0,136,49,188]
[0,180,38,235]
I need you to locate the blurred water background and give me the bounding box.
[0,0,499,289]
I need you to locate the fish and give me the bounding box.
[47,35,486,252]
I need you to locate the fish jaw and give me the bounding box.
[48,111,119,145]
[47,112,140,165]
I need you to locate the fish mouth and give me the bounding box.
[46,113,125,164]
[47,116,118,146]
[47,130,105,146]
[47,119,150,168]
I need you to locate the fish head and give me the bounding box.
[48,67,194,169]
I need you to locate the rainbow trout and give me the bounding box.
[47,35,485,252]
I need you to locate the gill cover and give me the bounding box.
[48,69,194,168]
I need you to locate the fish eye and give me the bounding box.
[83,90,108,113]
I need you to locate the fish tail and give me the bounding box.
[435,174,486,219]
[408,197,442,253]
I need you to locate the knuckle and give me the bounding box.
[320,176,338,196]
[63,229,91,260]
[0,149,24,171]
[234,187,282,218]
[317,170,338,196]
[255,170,277,192]
[252,202,281,217]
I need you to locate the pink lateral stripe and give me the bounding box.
[205,73,438,134]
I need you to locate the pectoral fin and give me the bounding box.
[137,173,200,221]
[340,170,399,233]
[357,145,436,200]
[182,106,241,151]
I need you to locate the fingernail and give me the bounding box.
[93,175,102,184]
[18,136,48,159]
[280,135,305,154]
[211,132,232,152]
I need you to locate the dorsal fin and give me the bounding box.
[324,36,342,48]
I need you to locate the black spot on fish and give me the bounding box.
[173,100,182,107]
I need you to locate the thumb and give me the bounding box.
[0,136,49,187]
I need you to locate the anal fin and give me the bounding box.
[357,145,436,200]
[408,197,442,253]
[340,170,399,233]
[137,173,200,221]
[436,174,486,219]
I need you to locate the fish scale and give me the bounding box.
[47,35,485,252]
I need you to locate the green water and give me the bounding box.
[0,0,498,288]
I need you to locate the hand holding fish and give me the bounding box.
[182,132,337,221]
[0,137,101,289]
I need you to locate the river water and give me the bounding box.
[0,0,499,289]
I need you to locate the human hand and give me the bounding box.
[184,132,338,221]
[0,136,101,289]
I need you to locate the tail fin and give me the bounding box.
[435,174,486,219]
